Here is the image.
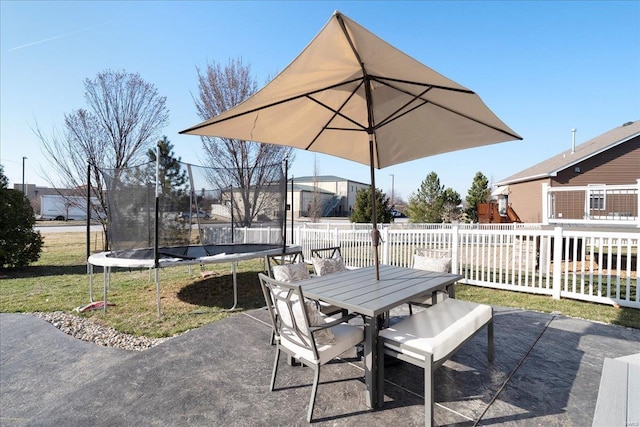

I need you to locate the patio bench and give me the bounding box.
[592,352,639,427]
[377,298,494,427]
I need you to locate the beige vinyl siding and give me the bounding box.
[507,179,549,223]
[553,136,640,186]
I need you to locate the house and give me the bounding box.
[495,120,640,225]
[288,176,370,219]
[13,184,87,217]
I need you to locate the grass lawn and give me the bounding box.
[1,231,638,338]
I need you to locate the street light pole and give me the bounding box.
[22,156,27,195]
[389,173,394,207]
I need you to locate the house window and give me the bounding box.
[588,185,606,211]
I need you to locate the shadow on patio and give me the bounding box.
[1,304,638,426]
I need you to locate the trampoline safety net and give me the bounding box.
[99,160,286,257]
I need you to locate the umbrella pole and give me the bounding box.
[369,134,380,280]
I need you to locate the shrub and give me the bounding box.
[0,166,44,268]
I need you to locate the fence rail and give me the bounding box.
[232,223,638,309]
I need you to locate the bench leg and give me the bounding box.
[424,354,434,427]
[377,338,386,405]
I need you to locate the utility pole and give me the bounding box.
[389,174,394,206]
[22,156,27,195]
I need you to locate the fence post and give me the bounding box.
[541,183,549,226]
[552,226,563,299]
[451,225,460,274]
[333,228,340,248]
[294,226,301,247]
[381,227,390,265]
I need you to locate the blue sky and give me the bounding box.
[1,1,639,202]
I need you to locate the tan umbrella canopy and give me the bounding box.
[181,10,522,279]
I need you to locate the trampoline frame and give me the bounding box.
[88,244,302,314]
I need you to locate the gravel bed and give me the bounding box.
[31,311,171,351]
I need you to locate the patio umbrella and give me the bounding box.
[181,11,522,279]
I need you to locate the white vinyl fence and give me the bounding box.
[231,223,638,309]
[290,224,639,309]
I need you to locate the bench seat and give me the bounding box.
[592,352,640,427]
[378,298,494,426]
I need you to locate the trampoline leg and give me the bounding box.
[229,261,238,311]
[103,266,109,313]
[88,262,94,303]
[155,267,161,317]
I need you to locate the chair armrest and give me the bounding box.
[310,313,358,332]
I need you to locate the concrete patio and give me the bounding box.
[1,304,639,426]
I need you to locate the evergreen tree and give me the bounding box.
[442,187,462,222]
[147,136,188,192]
[350,187,392,223]
[465,172,490,222]
[407,172,445,223]
[0,165,44,269]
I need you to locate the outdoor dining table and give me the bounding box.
[299,264,463,409]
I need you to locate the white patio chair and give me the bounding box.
[258,273,364,422]
[310,246,355,275]
[266,250,343,316]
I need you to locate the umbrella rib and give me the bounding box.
[303,80,368,150]
[426,99,524,140]
[372,84,435,130]
[180,78,364,134]
[377,99,429,129]
[372,75,474,95]
[368,76,522,140]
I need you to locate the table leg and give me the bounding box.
[447,283,456,299]
[363,315,379,408]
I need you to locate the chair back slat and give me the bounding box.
[310,247,342,259]
[265,251,305,278]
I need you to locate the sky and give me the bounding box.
[1,1,639,203]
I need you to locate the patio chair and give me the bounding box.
[310,246,342,260]
[265,251,308,278]
[310,246,353,275]
[265,251,343,345]
[258,273,364,422]
[408,248,453,315]
[378,298,494,427]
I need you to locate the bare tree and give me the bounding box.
[194,58,293,227]
[34,70,169,247]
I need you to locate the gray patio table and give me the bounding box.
[298,264,462,409]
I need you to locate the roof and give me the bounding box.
[293,175,368,186]
[496,120,640,185]
[288,182,334,194]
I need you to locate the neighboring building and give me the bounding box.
[495,120,640,225]
[12,184,86,217]
[288,176,370,219]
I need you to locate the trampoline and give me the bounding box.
[86,151,292,315]
[88,243,301,312]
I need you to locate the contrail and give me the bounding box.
[9,22,109,51]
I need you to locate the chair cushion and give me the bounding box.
[410,255,452,306]
[272,262,310,282]
[281,321,363,365]
[380,298,492,362]
[312,256,346,276]
[413,254,452,273]
[275,290,335,345]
